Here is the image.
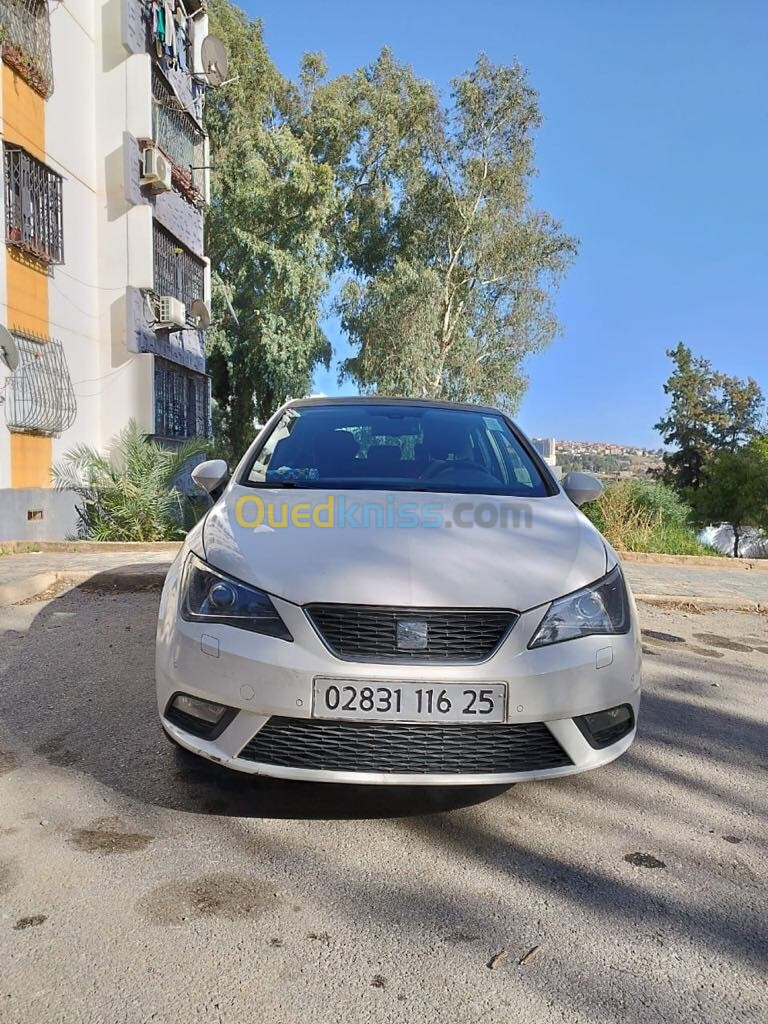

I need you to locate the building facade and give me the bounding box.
[0,0,212,539]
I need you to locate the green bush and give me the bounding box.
[582,479,720,556]
[53,420,210,542]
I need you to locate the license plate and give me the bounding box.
[312,679,507,724]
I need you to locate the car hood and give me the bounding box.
[201,485,608,611]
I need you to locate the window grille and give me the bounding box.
[154,357,210,439]
[152,222,205,312]
[3,330,76,436]
[3,144,64,265]
[151,65,206,202]
[0,0,53,99]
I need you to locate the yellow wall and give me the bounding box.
[10,434,52,487]
[2,64,51,486]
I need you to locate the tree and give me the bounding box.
[329,53,577,408]
[205,3,337,459]
[655,343,764,491]
[693,441,768,557]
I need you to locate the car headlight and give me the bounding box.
[529,564,630,648]
[180,553,293,640]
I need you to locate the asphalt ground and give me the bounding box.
[0,586,766,1024]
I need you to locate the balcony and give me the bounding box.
[4,330,76,437]
[151,65,206,205]
[0,0,54,99]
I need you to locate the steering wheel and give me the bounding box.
[421,459,490,480]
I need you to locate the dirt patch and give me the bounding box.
[137,873,278,925]
[13,914,47,930]
[624,852,666,869]
[642,630,686,644]
[0,859,18,895]
[693,633,754,652]
[69,829,154,854]
[686,645,725,659]
[35,736,81,768]
[0,750,19,776]
[444,930,480,944]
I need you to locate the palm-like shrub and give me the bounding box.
[53,420,210,541]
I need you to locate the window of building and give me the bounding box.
[0,0,54,98]
[152,222,205,313]
[154,356,210,440]
[3,144,64,265]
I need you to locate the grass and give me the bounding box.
[583,478,722,556]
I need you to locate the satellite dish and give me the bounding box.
[190,299,212,330]
[200,35,229,88]
[0,325,20,373]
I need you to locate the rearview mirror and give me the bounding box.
[562,471,603,507]
[191,459,229,499]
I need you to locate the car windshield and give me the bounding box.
[243,404,552,496]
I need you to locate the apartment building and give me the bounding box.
[0,0,213,539]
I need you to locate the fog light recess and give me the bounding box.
[165,693,238,740]
[574,704,635,749]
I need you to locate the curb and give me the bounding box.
[0,567,168,607]
[0,540,182,555]
[618,550,768,571]
[0,572,60,608]
[635,593,765,614]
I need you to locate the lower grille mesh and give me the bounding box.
[239,717,572,775]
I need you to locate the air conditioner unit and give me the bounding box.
[141,146,172,192]
[155,295,186,329]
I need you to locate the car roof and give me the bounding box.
[283,396,505,416]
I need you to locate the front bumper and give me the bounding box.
[156,557,642,786]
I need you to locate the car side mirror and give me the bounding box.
[562,471,603,507]
[191,459,229,500]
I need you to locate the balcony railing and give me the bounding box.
[4,330,76,437]
[152,222,205,314]
[151,65,206,204]
[0,0,53,99]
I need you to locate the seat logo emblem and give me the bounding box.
[396,619,428,651]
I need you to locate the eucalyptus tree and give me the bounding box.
[205,2,336,457]
[330,54,578,408]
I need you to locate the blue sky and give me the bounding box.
[241,0,767,448]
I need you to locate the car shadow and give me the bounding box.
[0,570,510,820]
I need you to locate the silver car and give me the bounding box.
[156,397,641,785]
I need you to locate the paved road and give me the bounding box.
[1,549,767,604]
[0,587,765,1023]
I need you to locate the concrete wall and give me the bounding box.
[0,487,80,541]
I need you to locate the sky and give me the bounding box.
[240,0,767,448]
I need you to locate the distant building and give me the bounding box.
[532,437,557,466]
[0,0,213,539]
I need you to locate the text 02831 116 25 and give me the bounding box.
[312,680,507,723]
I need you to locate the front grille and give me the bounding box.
[239,718,572,775]
[305,605,517,662]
